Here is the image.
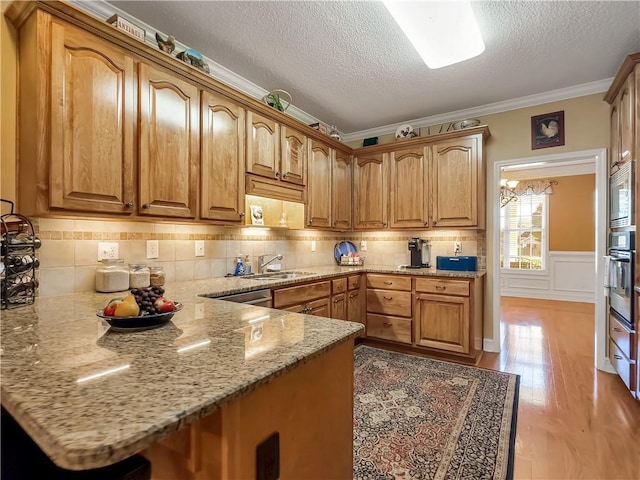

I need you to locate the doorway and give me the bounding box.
[489,148,613,373]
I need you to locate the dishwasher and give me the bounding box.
[201,289,272,308]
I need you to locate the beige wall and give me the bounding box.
[1,1,17,214]
[548,174,596,252]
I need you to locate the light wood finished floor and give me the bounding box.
[478,297,640,480]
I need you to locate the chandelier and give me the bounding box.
[500,179,519,207]
[500,179,558,207]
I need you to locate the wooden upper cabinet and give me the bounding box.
[246,112,280,179]
[49,21,135,214]
[610,102,621,173]
[200,91,246,223]
[389,146,429,228]
[431,136,482,228]
[281,126,306,185]
[353,153,387,229]
[332,150,353,230]
[618,72,635,166]
[307,140,332,228]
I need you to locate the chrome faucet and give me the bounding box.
[258,253,283,274]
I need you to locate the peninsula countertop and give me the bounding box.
[0,264,483,470]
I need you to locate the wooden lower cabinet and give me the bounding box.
[284,297,331,317]
[414,293,470,354]
[366,314,412,344]
[347,289,364,335]
[331,293,347,320]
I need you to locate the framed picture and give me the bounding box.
[250,205,264,225]
[531,111,565,150]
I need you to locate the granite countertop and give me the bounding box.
[0,264,483,471]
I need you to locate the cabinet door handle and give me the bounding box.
[281,173,288,179]
[433,220,438,225]
[613,354,623,360]
[383,322,392,327]
[125,202,134,208]
[349,293,358,299]
[309,218,314,224]
[612,327,623,332]
[435,285,446,290]
[142,203,151,209]
[383,296,393,300]
[383,281,393,285]
[424,221,429,226]
[383,222,388,227]
[333,299,339,304]
[275,172,280,177]
[239,212,245,217]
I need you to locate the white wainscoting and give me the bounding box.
[500,251,596,303]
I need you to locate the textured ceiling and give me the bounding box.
[111,1,640,135]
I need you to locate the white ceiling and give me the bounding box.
[108,1,640,137]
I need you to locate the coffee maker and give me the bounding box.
[408,238,431,268]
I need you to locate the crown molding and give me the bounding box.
[340,78,613,142]
[69,0,321,127]
[68,1,610,143]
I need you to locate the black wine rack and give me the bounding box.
[1,199,40,309]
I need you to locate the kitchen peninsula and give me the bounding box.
[0,278,363,478]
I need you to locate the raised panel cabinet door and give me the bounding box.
[307,140,332,228]
[308,297,331,317]
[347,290,364,335]
[139,64,199,218]
[201,90,245,222]
[246,111,280,179]
[431,136,479,227]
[415,293,470,354]
[331,293,347,320]
[353,153,387,229]
[610,102,621,172]
[332,151,353,230]
[389,146,429,228]
[619,72,635,166]
[281,126,306,185]
[50,22,135,214]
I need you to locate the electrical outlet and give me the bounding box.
[454,241,462,254]
[311,240,316,252]
[146,240,159,259]
[195,240,205,257]
[360,241,367,251]
[97,242,119,260]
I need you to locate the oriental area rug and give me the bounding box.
[353,346,519,480]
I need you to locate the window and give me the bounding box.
[500,193,547,270]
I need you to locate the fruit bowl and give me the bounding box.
[97,302,183,332]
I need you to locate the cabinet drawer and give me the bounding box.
[366,314,412,344]
[415,278,470,296]
[273,281,331,308]
[609,314,636,360]
[332,277,347,295]
[609,339,636,392]
[366,274,411,291]
[366,289,412,317]
[348,275,361,291]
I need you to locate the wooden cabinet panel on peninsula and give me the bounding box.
[138,64,199,218]
[200,91,246,223]
[17,17,136,216]
[353,153,387,229]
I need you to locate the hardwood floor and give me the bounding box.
[478,297,640,480]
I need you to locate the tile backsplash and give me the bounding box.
[33,218,485,297]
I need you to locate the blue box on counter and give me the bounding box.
[436,256,478,271]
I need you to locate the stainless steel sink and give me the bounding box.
[243,271,316,280]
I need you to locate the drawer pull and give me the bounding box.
[612,327,623,332]
[349,293,358,299]
[383,296,393,300]
[383,281,393,285]
[435,285,446,290]
[613,354,623,360]
[383,322,392,327]
[333,299,339,304]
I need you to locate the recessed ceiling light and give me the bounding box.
[383,1,485,69]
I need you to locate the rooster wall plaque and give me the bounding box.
[531,111,565,150]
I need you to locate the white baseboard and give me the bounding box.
[483,337,500,353]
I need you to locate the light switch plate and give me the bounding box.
[360,241,367,251]
[195,240,205,257]
[97,242,119,260]
[146,240,159,259]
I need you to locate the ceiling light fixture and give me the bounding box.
[382,0,485,69]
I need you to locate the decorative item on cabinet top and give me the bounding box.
[155,32,176,54]
[176,49,210,73]
[395,124,417,140]
[263,89,292,112]
[106,14,145,42]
